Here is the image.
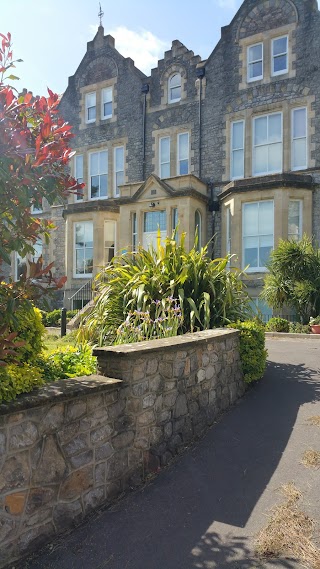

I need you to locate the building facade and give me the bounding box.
[12,0,320,317]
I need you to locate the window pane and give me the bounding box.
[115,147,124,170]
[103,101,112,117]
[288,201,301,239]
[88,106,96,121]
[103,87,112,103]
[76,249,85,274]
[161,163,170,178]
[243,203,258,236]
[90,153,99,176]
[293,108,306,138]
[179,159,189,175]
[84,250,93,274]
[269,114,282,142]
[268,142,282,172]
[85,222,93,246]
[274,54,287,73]
[259,235,273,267]
[249,61,262,79]
[144,211,166,232]
[100,151,108,173]
[249,44,262,62]
[179,133,189,160]
[86,93,96,107]
[91,176,99,198]
[244,236,258,267]
[75,223,85,245]
[100,174,108,197]
[254,117,268,145]
[259,201,274,234]
[116,171,124,188]
[171,86,181,100]
[75,155,83,179]
[273,37,287,56]
[232,149,244,178]
[232,122,243,150]
[293,138,307,169]
[170,74,181,88]
[160,138,170,163]
[254,145,268,174]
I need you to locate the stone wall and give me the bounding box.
[0,329,244,568]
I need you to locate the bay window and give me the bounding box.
[143,210,167,250]
[288,200,302,241]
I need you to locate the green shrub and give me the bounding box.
[229,321,267,384]
[41,309,77,327]
[288,322,310,334]
[11,305,45,363]
[0,363,44,404]
[39,344,97,380]
[265,317,290,333]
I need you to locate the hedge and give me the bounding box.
[229,320,267,384]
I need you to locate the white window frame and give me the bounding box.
[231,120,245,180]
[288,199,303,241]
[159,136,170,179]
[74,221,94,278]
[247,42,263,83]
[168,73,181,104]
[291,107,307,171]
[85,92,96,124]
[114,146,124,197]
[89,150,108,200]
[74,154,84,202]
[271,35,288,77]
[242,200,274,272]
[252,112,283,176]
[177,132,189,176]
[101,87,113,120]
[132,213,138,252]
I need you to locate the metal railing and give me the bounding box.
[68,279,94,313]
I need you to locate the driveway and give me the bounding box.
[24,338,320,569]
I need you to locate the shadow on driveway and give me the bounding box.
[26,346,320,569]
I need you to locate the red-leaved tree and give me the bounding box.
[0,32,83,363]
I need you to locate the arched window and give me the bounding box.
[195,210,202,251]
[168,73,181,103]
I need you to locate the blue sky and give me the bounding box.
[2,0,244,96]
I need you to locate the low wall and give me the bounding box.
[0,329,244,568]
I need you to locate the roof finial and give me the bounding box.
[98,3,104,27]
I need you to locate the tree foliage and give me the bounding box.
[0,32,83,363]
[78,233,251,346]
[261,235,320,323]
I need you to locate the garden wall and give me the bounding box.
[0,329,244,568]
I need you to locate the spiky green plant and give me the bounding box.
[78,232,251,345]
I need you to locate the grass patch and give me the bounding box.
[255,483,320,569]
[301,450,320,469]
[307,416,320,427]
[43,332,77,353]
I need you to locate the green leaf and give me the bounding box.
[7,74,19,80]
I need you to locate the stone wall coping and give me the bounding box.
[0,375,122,416]
[93,328,239,357]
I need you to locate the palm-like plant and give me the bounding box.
[261,235,320,323]
[78,233,251,345]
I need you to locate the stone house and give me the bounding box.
[10,0,320,319]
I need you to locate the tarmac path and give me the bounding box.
[24,338,320,569]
